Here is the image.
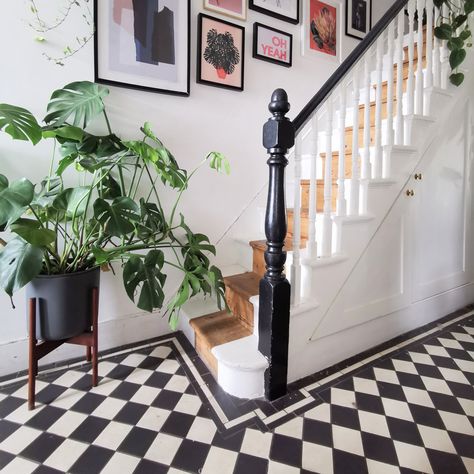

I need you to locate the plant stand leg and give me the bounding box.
[92,287,99,387]
[86,346,92,362]
[28,298,36,411]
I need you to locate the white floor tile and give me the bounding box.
[421,376,453,395]
[418,425,457,454]
[302,442,334,474]
[49,388,85,409]
[136,406,171,432]
[458,397,474,416]
[402,386,435,408]
[353,377,380,397]
[201,446,238,474]
[164,374,189,392]
[274,417,304,439]
[101,452,141,474]
[240,428,273,459]
[439,410,474,435]
[366,458,401,474]
[43,438,89,471]
[48,410,88,437]
[373,368,400,385]
[94,421,133,450]
[438,367,470,385]
[358,411,390,438]
[392,359,418,375]
[187,417,217,444]
[52,370,85,387]
[130,385,161,405]
[394,441,433,474]
[0,425,41,454]
[1,456,38,473]
[92,397,127,419]
[125,368,154,385]
[304,403,331,423]
[144,433,182,465]
[332,425,364,456]
[174,393,201,415]
[267,460,300,473]
[330,387,357,409]
[381,398,414,422]
[120,353,148,367]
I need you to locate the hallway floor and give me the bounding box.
[0,307,473,473]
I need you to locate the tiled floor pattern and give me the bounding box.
[0,311,473,473]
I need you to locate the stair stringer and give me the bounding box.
[285,76,474,383]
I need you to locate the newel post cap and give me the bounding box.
[263,89,294,151]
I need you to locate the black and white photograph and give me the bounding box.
[249,0,300,24]
[345,0,372,40]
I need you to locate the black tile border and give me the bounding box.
[1,304,473,435]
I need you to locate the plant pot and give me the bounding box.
[216,68,227,79]
[26,267,100,341]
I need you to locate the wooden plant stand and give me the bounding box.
[28,287,99,410]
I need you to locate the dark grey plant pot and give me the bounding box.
[26,267,100,341]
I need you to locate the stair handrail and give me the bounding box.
[293,0,409,133]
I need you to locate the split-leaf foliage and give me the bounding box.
[0,81,229,328]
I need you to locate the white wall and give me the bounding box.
[0,0,394,376]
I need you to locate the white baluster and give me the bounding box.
[291,134,302,305]
[373,36,384,179]
[321,98,334,258]
[433,4,441,87]
[407,0,416,116]
[425,0,434,90]
[386,22,395,148]
[349,66,360,215]
[395,12,405,145]
[416,0,425,115]
[307,115,318,259]
[362,54,372,180]
[337,87,347,217]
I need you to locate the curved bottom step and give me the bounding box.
[212,335,268,399]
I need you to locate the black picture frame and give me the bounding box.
[197,13,245,92]
[345,0,372,40]
[94,0,190,96]
[253,23,293,67]
[249,0,300,25]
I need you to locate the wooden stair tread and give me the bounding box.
[190,310,251,349]
[250,238,306,251]
[224,272,260,299]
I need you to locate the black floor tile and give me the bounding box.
[269,433,303,467]
[386,417,423,446]
[333,449,368,474]
[151,389,182,410]
[302,418,333,447]
[26,406,66,431]
[0,450,15,470]
[20,432,65,463]
[70,415,109,443]
[160,411,194,438]
[234,453,269,473]
[114,402,148,426]
[133,458,168,474]
[69,445,114,474]
[0,420,21,443]
[361,432,398,465]
[426,448,469,474]
[118,426,157,458]
[171,439,210,472]
[0,396,24,418]
[108,381,141,401]
[71,392,106,415]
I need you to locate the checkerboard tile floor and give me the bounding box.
[0,311,473,473]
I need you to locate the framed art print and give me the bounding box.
[203,0,246,21]
[346,0,372,40]
[94,0,190,96]
[197,14,245,91]
[302,0,340,62]
[253,23,293,67]
[249,0,300,25]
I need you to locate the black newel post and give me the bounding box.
[258,89,294,401]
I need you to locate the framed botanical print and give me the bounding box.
[94,0,190,96]
[249,0,300,25]
[203,0,246,21]
[346,0,372,40]
[253,23,293,67]
[197,14,245,91]
[302,0,340,62]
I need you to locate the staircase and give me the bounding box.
[183,0,474,399]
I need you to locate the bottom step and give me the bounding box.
[189,311,251,376]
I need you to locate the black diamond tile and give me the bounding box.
[117,426,157,458]
[396,372,426,390]
[71,374,97,392]
[33,465,64,474]
[71,392,105,415]
[449,432,474,458]
[36,384,68,405]
[114,402,148,426]
[409,404,446,430]
[413,363,443,379]
[144,372,172,389]
[151,390,182,410]
[234,453,269,473]
[69,445,114,474]
[270,433,303,467]
[133,459,168,474]
[20,432,65,463]
[211,429,245,452]
[333,449,368,474]
[108,381,141,401]
[431,355,460,370]
[0,450,15,470]
[106,364,136,381]
[0,396,23,418]
[0,420,21,443]
[445,381,474,400]
[70,415,109,443]
[429,392,465,415]
[160,411,194,438]
[386,417,423,446]
[355,392,385,415]
[26,406,66,431]
[361,432,398,465]
[137,356,163,371]
[171,439,210,472]
[426,448,468,474]
[302,418,333,447]
[331,405,361,430]
[376,381,406,401]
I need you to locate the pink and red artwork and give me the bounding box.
[309,0,337,57]
[204,0,247,20]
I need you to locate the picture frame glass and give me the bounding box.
[346,0,371,39]
[254,25,292,66]
[198,15,244,90]
[204,0,246,20]
[303,0,340,62]
[95,0,189,95]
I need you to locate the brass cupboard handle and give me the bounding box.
[406,189,415,197]
[414,173,423,180]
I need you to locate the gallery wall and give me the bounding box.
[0,0,394,375]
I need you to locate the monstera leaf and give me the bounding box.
[44,81,109,128]
[53,187,91,219]
[123,251,167,312]
[94,197,140,237]
[0,237,43,296]
[0,175,35,226]
[0,104,42,144]
[10,218,56,246]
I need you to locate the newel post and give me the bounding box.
[258,89,294,401]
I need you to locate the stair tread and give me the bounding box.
[190,310,252,349]
[250,238,305,251]
[224,272,260,299]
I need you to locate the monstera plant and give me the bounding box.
[434,0,474,85]
[0,81,228,332]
